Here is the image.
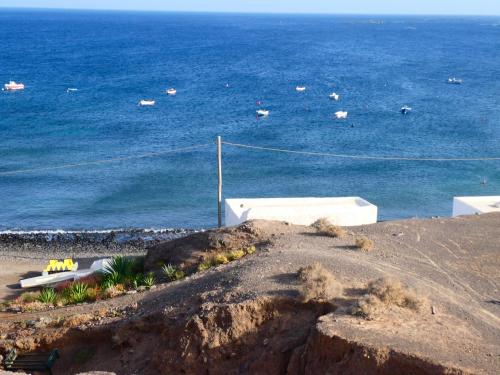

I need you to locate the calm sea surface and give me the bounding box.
[1,9,499,230]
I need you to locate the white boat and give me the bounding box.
[401,105,412,114]
[329,92,340,101]
[139,100,155,106]
[67,88,78,93]
[296,86,306,92]
[447,77,463,85]
[335,111,348,119]
[166,88,177,96]
[256,109,270,117]
[3,81,25,91]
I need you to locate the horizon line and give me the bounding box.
[1,6,500,17]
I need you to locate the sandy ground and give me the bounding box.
[0,214,499,374]
[0,257,47,301]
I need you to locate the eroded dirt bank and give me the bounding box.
[4,297,470,375]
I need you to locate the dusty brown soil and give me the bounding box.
[0,214,499,374]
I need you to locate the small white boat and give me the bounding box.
[166,88,177,96]
[335,111,348,119]
[67,88,78,93]
[256,109,270,117]
[139,100,155,106]
[296,86,306,92]
[329,92,340,101]
[401,105,412,114]
[3,81,25,91]
[447,77,463,85]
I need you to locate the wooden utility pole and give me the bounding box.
[217,136,222,228]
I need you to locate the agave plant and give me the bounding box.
[131,273,144,289]
[101,270,121,289]
[143,272,156,288]
[67,282,89,304]
[103,256,135,285]
[162,263,177,281]
[37,287,57,305]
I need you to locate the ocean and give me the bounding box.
[1,9,499,231]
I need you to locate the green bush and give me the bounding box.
[227,249,245,261]
[173,270,185,280]
[214,254,229,265]
[198,258,216,272]
[37,287,57,305]
[245,246,257,255]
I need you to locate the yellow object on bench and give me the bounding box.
[42,259,78,275]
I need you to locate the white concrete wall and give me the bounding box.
[452,196,500,217]
[225,197,377,227]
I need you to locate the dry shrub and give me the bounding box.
[311,218,346,238]
[368,278,424,310]
[104,284,125,299]
[353,277,425,318]
[298,263,342,302]
[19,291,40,303]
[21,301,48,313]
[355,236,374,251]
[63,313,94,328]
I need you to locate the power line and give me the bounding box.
[222,141,500,162]
[0,143,211,176]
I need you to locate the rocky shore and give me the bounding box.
[0,229,195,259]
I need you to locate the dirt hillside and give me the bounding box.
[0,214,498,374]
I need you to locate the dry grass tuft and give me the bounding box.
[63,313,94,328]
[298,263,342,302]
[368,278,424,310]
[103,284,125,299]
[353,277,426,318]
[355,236,374,251]
[311,218,346,238]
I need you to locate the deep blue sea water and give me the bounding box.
[1,9,500,231]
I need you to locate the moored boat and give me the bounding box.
[3,81,25,91]
[329,92,340,101]
[256,109,270,117]
[166,88,177,96]
[139,100,155,106]
[401,105,412,114]
[447,77,463,85]
[296,86,306,92]
[335,111,348,119]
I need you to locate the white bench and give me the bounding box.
[225,197,377,227]
[452,196,500,217]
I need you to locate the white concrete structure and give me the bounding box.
[452,196,500,217]
[20,259,111,288]
[225,197,377,227]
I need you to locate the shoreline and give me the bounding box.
[0,228,197,260]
